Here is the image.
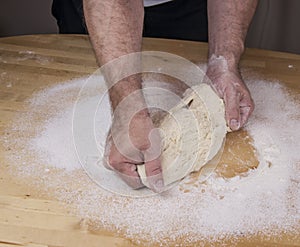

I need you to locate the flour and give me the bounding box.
[2,69,300,245]
[17,50,53,65]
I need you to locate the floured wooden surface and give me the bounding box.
[0,35,300,246]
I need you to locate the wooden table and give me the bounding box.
[0,34,300,247]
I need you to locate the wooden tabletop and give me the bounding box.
[0,34,300,247]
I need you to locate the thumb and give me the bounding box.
[143,128,164,192]
[224,90,241,131]
[144,157,164,193]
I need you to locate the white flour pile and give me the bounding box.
[2,71,300,245]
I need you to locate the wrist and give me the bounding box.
[109,76,150,125]
[208,39,244,72]
[207,54,241,78]
[109,75,144,110]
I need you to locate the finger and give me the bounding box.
[103,131,114,170]
[104,137,142,171]
[224,89,241,131]
[239,106,251,127]
[115,162,144,189]
[107,144,144,189]
[143,127,164,192]
[103,148,114,171]
[144,157,164,193]
[239,95,254,127]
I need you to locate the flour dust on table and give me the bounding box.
[2,66,300,245]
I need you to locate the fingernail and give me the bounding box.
[150,179,164,193]
[155,179,164,189]
[230,119,240,130]
[130,165,137,172]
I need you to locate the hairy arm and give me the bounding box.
[83,0,163,191]
[207,0,258,130]
[83,0,144,108]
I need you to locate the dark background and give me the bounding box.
[1,0,299,54]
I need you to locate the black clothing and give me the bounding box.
[52,0,208,42]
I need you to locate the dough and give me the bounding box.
[137,83,227,187]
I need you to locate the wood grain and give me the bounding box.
[0,34,300,247]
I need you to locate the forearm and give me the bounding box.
[83,0,145,110]
[207,0,258,71]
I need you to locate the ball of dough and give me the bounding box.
[137,83,227,188]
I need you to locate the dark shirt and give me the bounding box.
[52,0,208,42]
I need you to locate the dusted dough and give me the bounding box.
[137,83,227,187]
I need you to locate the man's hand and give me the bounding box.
[84,0,157,189]
[207,0,258,130]
[104,110,164,192]
[206,57,254,131]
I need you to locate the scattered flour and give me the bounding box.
[2,68,300,245]
[17,50,53,65]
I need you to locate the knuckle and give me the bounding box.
[134,138,151,151]
[108,154,121,169]
[145,160,162,174]
[139,143,151,152]
[149,166,162,175]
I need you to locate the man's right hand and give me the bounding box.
[104,110,164,192]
